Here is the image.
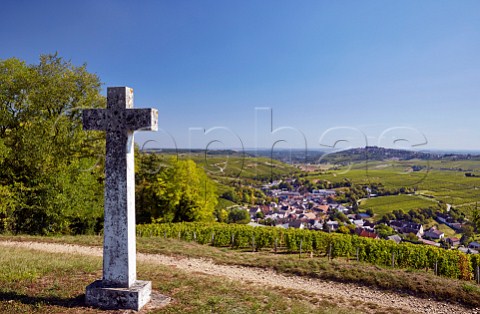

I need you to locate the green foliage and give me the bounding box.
[137,222,479,281]
[0,54,105,235]
[136,154,217,223]
[227,208,250,224]
[375,224,395,238]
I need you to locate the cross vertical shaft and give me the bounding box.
[102,88,136,287]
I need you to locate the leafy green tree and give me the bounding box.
[0,54,105,234]
[227,207,250,224]
[405,232,418,241]
[216,208,228,223]
[255,211,265,219]
[221,190,238,202]
[136,156,217,223]
[472,204,480,232]
[375,224,395,238]
[461,224,475,245]
[380,212,395,224]
[337,225,350,234]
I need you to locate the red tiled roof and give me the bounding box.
[359,230,377,239]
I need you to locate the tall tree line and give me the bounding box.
[0,54,106,234]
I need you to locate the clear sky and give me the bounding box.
[1,1,480,151]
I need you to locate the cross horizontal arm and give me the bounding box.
[126,108,159,131]
[83,109,107,131]
[82,108,158,132]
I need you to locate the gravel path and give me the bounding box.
[0,240,477,314]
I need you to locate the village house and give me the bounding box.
[356,229,379,239]
[445,237,460,247]
[331,204,348,213]
[423,227,444,240]
[459,247,479,255]
[310,220,324,230]
[390,220,424,238]
[314,204,330,214]
[387,234,402,244]
[325,220,339,232]
[312,189,336,197]
[350,219,365,228]
[288,220,306,229]
[249,207,261,219]
[468,241,480,250]
[420,238,441,247]
[362,220,376,233]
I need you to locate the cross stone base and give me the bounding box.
[85,280,152,311]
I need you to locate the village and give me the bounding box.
[242,180,480,255]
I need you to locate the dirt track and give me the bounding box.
[0,240,477,314]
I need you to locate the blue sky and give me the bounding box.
[1,1,480,151]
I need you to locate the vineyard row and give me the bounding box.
[137,222,480,281]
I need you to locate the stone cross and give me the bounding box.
[82,87,158,310]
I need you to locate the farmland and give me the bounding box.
[358,194,438,219]
[150,150,480,220]
[306,159,480,218]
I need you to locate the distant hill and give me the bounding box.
[247,146,480,164]
[322,146,435,163]
[143,146,480,164]
[329,146,480,162]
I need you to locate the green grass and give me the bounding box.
[359,194,438,219]
[0,244,361,314]
[2,235,480,310]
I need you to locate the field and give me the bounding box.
[152,151,300,203]
[358,194,438,219]
[182,152,299,182]
[154,153,480,218]
[306,159,480,218]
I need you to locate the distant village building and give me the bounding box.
[312,189,336,197]
[325,220,339,232]
[357,229,379,239]
[390,221,424,238]
[445,237,460,247]
[423,227,444,240]
[420,238,441,247]
[387,235,402,244]
[459,247,479,255]
[468,241,480,250]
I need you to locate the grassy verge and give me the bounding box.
[1,234,480,309]
[0,245,363,313]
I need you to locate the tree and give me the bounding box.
[227,207,250,224]
[375,224,395,238]
[255,211,265,219]
[472,204,480,232]
[380,212,395,224]
[0,54,105,234]
[337,225,350,234]
[405,232,418,241]
[136,156,217,223]
[460,224,475,245]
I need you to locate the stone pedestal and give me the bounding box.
[85,280,152,311]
